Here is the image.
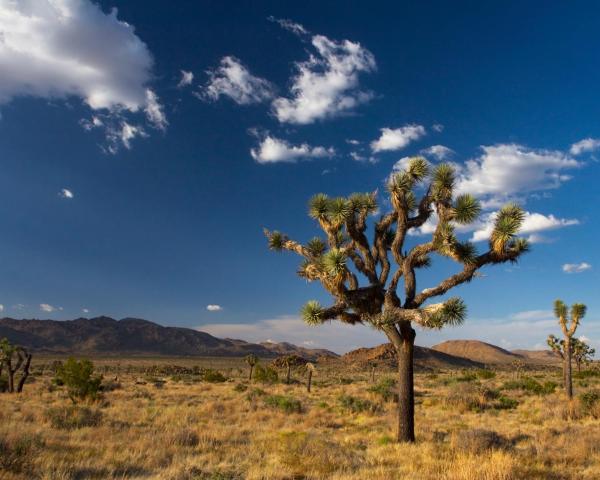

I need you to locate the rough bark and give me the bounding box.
[565,337,573,399]
[286,365,291,384]
[16,353,32,393]
[248,365,254,381]
[307,370,312,392]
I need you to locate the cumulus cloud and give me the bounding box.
[562,262,592,274]
[59,188,74,199]
[370,125,426,153]
[0,0,165,151]
[202,56,274,105]
[198,315,386,354]
[272,27,376,124]
[206,304,222,311]
[455,144,579,207]
[177,70,194,88]
[250,135,335,164]
[470,211,579,243]
[421,145,454,160]
[82,308,90,313]
[570,138,600,156]
[40,303,56,312]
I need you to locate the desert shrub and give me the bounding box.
[444,383,500,412]
[368,377,397,402]
[338,377,353,385]
[451,429,512,454]
[503,377,557,395]
[264,395,302,413]
[578,390,600,417]
[455,373,478,382]
[245,387,266,402]
[44,405,102,430]
[338,394,380,414]
[172,428,200,447]
[0,433,44,474]
[575,369,600,379]
[476,369,496,379]
[495,395,519,410]
[101,379,122,392]
[233,383,248,392]
[253,365,278,384]
[54,358,103,402]
[202,369,227,383]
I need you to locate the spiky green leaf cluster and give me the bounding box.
[348,193,378,215]
[431,163,455,202]
[554,299,567,319]
[308,193,330,220]
[490,203,526,254]
[571,303,587,320]
[306,237,326,258]
[322,248,347,277]
[453,194,481,224]
[301,301,325,325]
[267,231,286,251]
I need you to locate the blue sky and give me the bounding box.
[0,0,599,353]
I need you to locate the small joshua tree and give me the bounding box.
[547,300,586,398]
[0,338,32,393]
[273,355,307,384]
[265,157,528,442]
[305,363,316,392]
[572,338,595,373]
[369,360,378,383]
[245,354,259,381]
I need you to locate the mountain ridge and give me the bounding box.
[0,317,337,360]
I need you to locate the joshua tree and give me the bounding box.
[510,359,526,379]
[244,354,259,381]
[369,360,378,383]
[265,157,528,442]
[572,338,595,373]
[548,334,594,376]
[0,338,32,393]
[273,354,307,384]
[305,363,316,392]
[547,300,586,398]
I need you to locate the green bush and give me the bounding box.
[202,369,227,383]
[54,358,103,402]
[234,383,248,392]
[44,405,102,430]
[338,394,380,414]
[579,390,600,413]
[253,365,278,384]
[368,377,397,402]
[494,396,519,410]
[476,369,496,380]
[503,377,557,395]
[245,387,266,401]
[575,369,600,379]
[0,433,44,474]
[264,395,302,413]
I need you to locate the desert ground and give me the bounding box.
[2,356,600,480]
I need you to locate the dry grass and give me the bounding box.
[1,359,600,479]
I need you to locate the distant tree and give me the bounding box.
[244,354,259,381]
[0,338,32,393]
[265,157,529,442]
[368,360,378,383]
[305,363,316,392]
[547,300,586,398]
[54,358,103,403]
[572,339,595,373]
[272,355,307,384]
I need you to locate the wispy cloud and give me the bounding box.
[178,70,194,88]
[370,125,426,153]
[206,304,223,311]
[562,262,592,274]
[570,138,600,156]
[250,135,334,164]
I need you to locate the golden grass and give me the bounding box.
[1,361,600,479]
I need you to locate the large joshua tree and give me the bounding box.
[265,157,529,442]
[547,299,587,398]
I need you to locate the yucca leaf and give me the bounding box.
[301,301,325,325]
[453,194,481,224]
[308,193,330,220]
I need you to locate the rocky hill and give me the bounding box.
[432,340,520,364]
[342,343,483,370]
[0,317,337,360]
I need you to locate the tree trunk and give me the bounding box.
[16,354,32,393]
[6,359,14,393]
[565,337,573,399]
[307,371,312,392]
[286,365,291,384]
[371,366,375,383]
[387,322,416,443]
[248,365,254,381]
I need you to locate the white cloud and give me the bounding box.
[562,262,592,274]
[346,139,360,145]
[202,56,274,105]
[82,308,90,313]
[59,188,74,199]
[250,135,335,164]
[432,124,444,133]
[456,144,579,207]
[370,125,426,153]
[40,303,56,312]
[470,211,579,243]
[267,16,308,36]
[178,70,194,88]
[144,89,167,130]
[0,304,3,312]
[206,304,222,311]
[12,304,25,310]
[272,30,376,124]
[0,0,164,149]
[198,315,386,354]
[421,145,454,160]
[570,138,600,156]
